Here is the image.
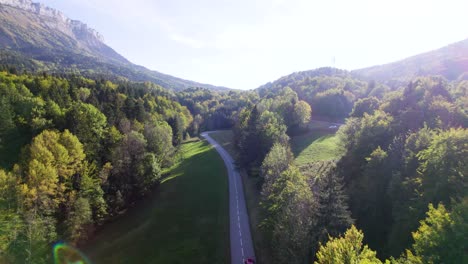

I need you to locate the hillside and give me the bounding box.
[256,67,378,121]
[354,38,468,81]
[0,0,229,91]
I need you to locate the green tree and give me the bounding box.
[167,115,184,146]
[65,197,92,243]
[386,128,434,256]
[236,106,261,166]
[256,110,288,161]
[292,100,312,128]
[349,146,392,255]
[264,166,314,264]
[0,169,22,257]
[110,131,151,201]
[15,214,56,264]
[135,153,162,194]
[79,162,107,224]
[66,102,107,160]
[350,97,380,118]
[0,98,15,139]
[260,143,294,199]
[143,121,174,166]
[45,100,65,129]
[416,128,468,206]
[401,201,468,263]
[315,225,382,264]
[314,165,353,245]
[312,89,353,119]
[20,129,85,215]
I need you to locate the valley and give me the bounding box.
[0,1,466,264]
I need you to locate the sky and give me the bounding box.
[40,0,468,90]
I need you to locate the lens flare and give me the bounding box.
[53,243,92,264]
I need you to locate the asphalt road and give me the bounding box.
[201,132,256,264]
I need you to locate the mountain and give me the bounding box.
[0,0,229,91]
[354,38,468,82]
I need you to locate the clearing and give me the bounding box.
[291,119,343,166]
[290,131,342,166]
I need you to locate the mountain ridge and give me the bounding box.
[0,0,230,91]
[353,38,468,81]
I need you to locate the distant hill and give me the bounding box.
[256,67,376,121]
[0,0,229,91]
[257,67,353,92]
[354,38,468,82]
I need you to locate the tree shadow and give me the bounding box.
[291,130,333,157]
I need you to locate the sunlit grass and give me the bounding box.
[290,120,344,166]
[291,132,342,166]
[83,140,229,264]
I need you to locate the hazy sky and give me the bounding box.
[41,0,468,89]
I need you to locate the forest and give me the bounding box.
[0,69,196,263]
[0,65,467,263]
[234,72,467,263]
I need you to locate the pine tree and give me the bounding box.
[240,105,261,166]
[315,167,353,243]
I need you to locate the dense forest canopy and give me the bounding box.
[234,73,467,263]
[0,63,466,263]
[0,70,196,263]
[257,67,390,121]
[1,2,467,263]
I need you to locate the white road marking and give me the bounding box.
[202,133,254,263]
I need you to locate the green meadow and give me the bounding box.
[83,140,229,264]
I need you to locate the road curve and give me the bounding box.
[201,132,255,264]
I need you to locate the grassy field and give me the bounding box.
[290,130,342,166]
[82,140,229,264]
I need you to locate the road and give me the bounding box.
[201,132,256,264]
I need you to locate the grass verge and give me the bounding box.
[82,140,229,264]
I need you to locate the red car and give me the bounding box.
[244,257,255,264]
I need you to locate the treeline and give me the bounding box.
[337,77,467,258]
[177,87,258,134]
[234,86,312,167]
[234,85,352,263]
[1,65,466,263]
[0,71,193,263]
[234,76,467,263]
[0,50,228,92]
[257,67,389,121]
